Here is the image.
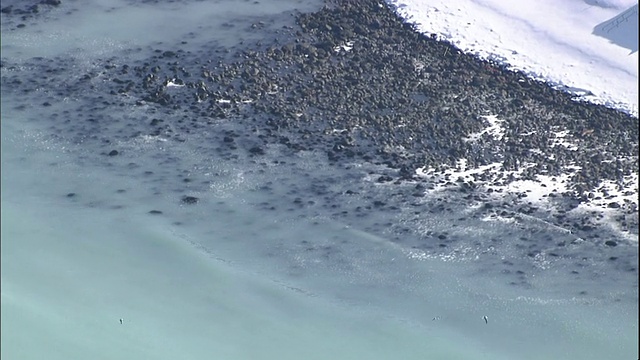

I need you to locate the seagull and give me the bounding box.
[483,316,488,324]
[120,319,123,324]
[432,316,441,321]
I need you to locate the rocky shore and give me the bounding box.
[2,0,637,285]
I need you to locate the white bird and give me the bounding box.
[432,316,441,321]
[483,315,488,324]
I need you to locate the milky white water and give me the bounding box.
[1,1,637,359]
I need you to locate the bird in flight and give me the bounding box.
[120,319,123,324]
[483,316,488,324]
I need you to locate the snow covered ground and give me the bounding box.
[416,113,638,241]
[387,0,638,116]
[1,0,638,359]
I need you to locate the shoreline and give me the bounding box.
[1,0,637,290]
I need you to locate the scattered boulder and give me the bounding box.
[181,195,199,205]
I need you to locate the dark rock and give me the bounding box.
[249,146,265,155]
[40,0,62,6]
[108,150,119,156]
[148,210,163,215]
[607,202,620,209]
[181,195,199,205]
[604,240,617,247]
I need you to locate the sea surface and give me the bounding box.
[1,1,637,359]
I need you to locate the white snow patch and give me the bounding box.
[137,135,168,143]
[165,80,185,88]
[550,129,579,151]
[573,173,639,241]
[334,40,355,52]
[463,115,505,142]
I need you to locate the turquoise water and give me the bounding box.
[1,1,637,359]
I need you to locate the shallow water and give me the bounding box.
[1,1,637,359]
